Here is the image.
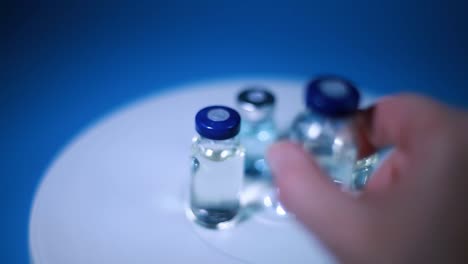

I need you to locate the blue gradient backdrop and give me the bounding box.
[2,1,467,262]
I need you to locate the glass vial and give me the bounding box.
[353,153,379,190]
[189,105,245,229]
[289,76,362,190]
[237,87,278,177]
[237,88,288,218]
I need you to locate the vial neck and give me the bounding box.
[198,135,240,146]
[306,108,356,121]
[243,115,274,125]
[239,106,274,123]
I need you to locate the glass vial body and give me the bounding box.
[289,76,368,190]
[189,106,244,229]
[290,110,357,188]
[237,88,278,177]
[352,153,379,190]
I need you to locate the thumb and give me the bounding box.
[267,141,367,260]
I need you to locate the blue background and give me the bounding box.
[2,1,467,262]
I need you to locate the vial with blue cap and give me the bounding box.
[236,88,288,217]
[289,76,369,190]
[189,105,245,229]
[237,87,278,177]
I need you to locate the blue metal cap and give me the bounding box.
[305,75,360,117]
[195,105,241,140]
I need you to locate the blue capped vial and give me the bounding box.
[290,76,361,189]
[237,88,289,218]
[189,106,245,229]
[237,87,278,177]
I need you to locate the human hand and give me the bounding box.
[267,94,468,264]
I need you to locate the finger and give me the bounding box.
[355,94,448,152]
[364,150,406,193]
[267,141,367,259]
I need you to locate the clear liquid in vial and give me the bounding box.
[241,119,277,176]
[290,76,381,191]
[291,111,380,190]
[291,112,358,190]
[190,136,244,229]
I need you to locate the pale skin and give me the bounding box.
[267,94,468,264]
